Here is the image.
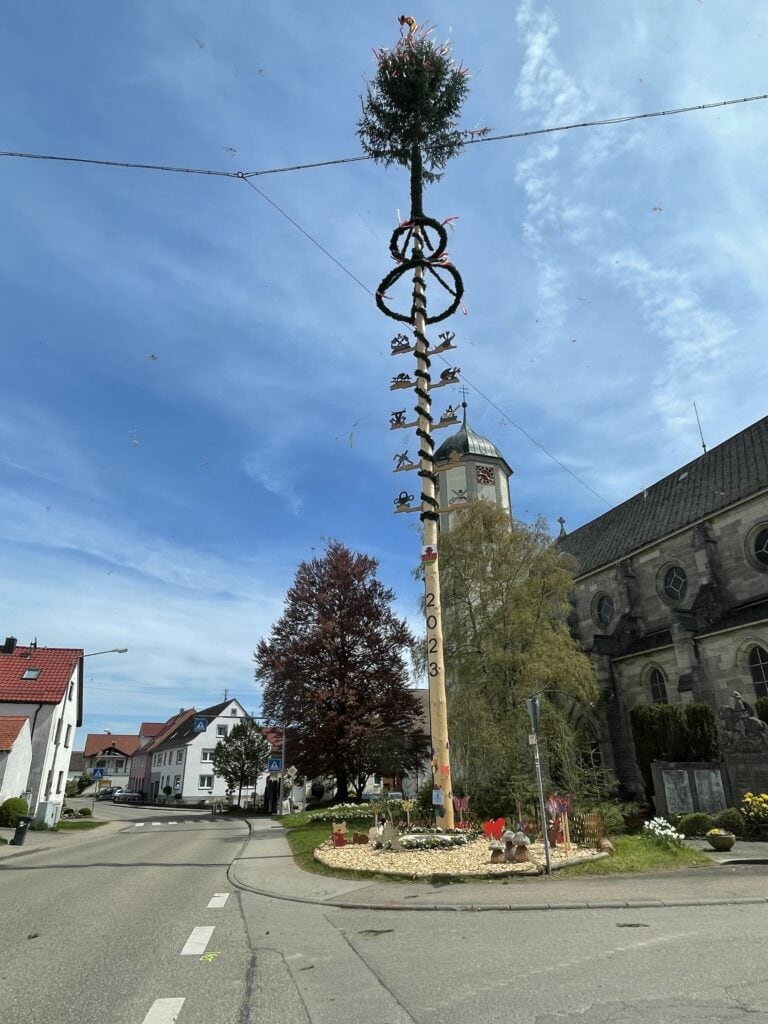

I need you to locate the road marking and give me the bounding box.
[207,893,230,908]
[151,822,163,827]
[199,951,220,962]
[181,926,215,956]
[141,998,185,1023]
[167,821,177,825]
[134,823,145,827]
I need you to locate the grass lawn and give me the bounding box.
[556,835,714,876]
[55,819,108,831]
[281,816,715,881]
[281,812,386,879]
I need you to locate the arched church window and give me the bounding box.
[649,668,669,704]
[748,645,768,699]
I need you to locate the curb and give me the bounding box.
[227,820,768,915]
[0,820,122,862]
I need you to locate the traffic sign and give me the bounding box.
[286,765,298,779]
[267,756,283,773]
[193,717,207,733]
[92,767,104,780]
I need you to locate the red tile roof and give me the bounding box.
[84,733,141,758]
[0,646,82,704]
[0,715,29,750]
[140,709,197,753]
[139,722,165,737]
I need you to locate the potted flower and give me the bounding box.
[621,801,650,830]
[706,828,736,852]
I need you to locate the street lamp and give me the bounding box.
[83,648,128,657]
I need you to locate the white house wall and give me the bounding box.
[0,719,32,804]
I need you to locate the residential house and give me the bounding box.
[83,733,141,790]
[129,711,196,796]
[147,699,249,803]
[0,637,83,824]
[0,716,33,805]
[66,750,85,783]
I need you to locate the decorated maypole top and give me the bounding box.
[359,19,483,828]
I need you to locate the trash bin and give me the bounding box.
[9,815,33,846]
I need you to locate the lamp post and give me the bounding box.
[81,647,128,806]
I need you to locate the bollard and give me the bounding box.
[9,815,33,846]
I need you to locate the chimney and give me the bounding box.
[2,636,17,655]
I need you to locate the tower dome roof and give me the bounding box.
[434,405,510,470]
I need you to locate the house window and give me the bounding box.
[216,725,228,738]
[115,760,124,772]
[97,759,106,768]
[748,645,768,699]
[46,770,53,794]
[231,707,238,716]
[201,749,214,762]
[68,680,74,700]
[64,724,72,748]
[22,668,40,680]
[176,750,184,763]
[663,566,688,601]
[199,775,213,789]
[650,668,669,704]
[54,718,62,744]
[174,775,181,791]
[57,771,64,794]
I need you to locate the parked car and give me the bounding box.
[96,786,123,800]
[113,791,143,804]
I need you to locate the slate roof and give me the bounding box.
[558,416,768,577]
[0,715,29,750]
[696,595,768,637]
[138,708,198,754]
[0,645,82,704]
[68,750,85,774]
[83,733,141,758]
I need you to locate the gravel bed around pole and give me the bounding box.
[314,837,607,879]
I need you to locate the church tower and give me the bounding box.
[434,403,513,531]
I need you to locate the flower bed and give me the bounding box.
[314,836,605,879]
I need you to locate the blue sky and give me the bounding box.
[3,2,767,743]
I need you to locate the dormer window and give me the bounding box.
[231,707,238,716]
[22,668,41,680]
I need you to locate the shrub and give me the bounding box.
[308,802,372,822]
[741,792,768,829]
[29,820,50,831]
[712,807,747,837]
[78,807,93,818]
[683,704,721,762]
[174,793,183,802]
[0,797,29,828]
[678,812,713,837]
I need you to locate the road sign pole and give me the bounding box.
[278,727,287,817]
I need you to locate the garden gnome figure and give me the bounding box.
[511,831,532,863]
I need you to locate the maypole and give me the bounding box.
[359,17,485,828]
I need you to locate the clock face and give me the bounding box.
[476,465,495,486]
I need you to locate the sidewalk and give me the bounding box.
[229,817,768,913]
[0,820,123,859]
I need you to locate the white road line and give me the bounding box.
[141,997,185,1023]
[151,822,163,826]
[181,926,215,956]
[167,821,177,825]
[207,892,230,908]
[134,823,145,827]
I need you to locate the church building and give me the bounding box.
[436,407,768,795]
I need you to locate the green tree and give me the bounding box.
[212,719,271,807]
[436,502,599,816]
[255,540,424,801]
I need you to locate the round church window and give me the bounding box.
[596,595,614,626]
[663,565,688,601]
[754,527,768,567]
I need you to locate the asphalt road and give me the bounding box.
[2,805,767,1024]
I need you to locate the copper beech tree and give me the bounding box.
[255,541,427,801]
